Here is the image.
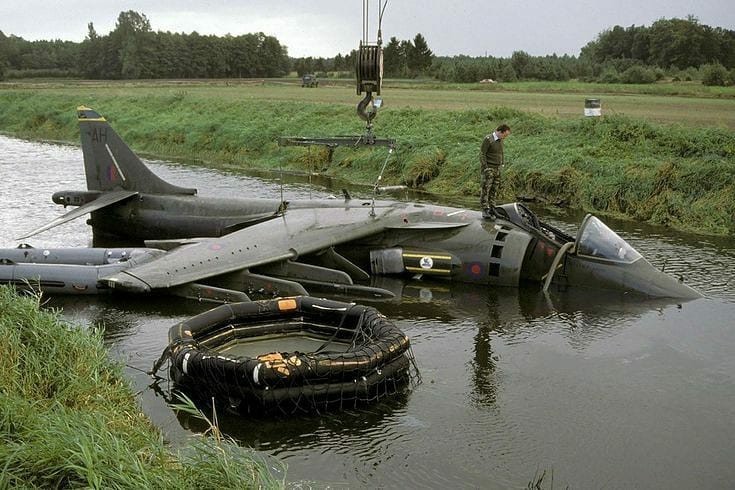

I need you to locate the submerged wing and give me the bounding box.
[17,190,138,240]
[103,206,404,292]
[386,222,469,229]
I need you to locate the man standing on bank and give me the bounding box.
[479,124,511,219]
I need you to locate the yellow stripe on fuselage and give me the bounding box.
[402,253,452,260]
[405,267,452,275]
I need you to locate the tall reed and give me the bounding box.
[0,285,284,488]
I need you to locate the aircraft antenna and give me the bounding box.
[370,146,394,217]
[277,161,287,215]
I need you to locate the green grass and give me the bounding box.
[0,80,734,235]
[0,285,284,488]
[3,78,734,127]
[395,79,735,98]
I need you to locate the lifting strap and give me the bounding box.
[542,241,574,292]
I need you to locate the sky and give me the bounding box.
[1,0,734,58]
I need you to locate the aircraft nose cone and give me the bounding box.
[565,256,703,300]
[642,267,702,300]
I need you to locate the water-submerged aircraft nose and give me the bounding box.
[562,215,702,299]
[564,254,702,299]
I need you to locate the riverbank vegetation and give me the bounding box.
[0,83,733,235]
[0,285,283,487]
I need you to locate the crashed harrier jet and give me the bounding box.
[3,107,701,302]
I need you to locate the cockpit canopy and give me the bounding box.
[574,215,642,264]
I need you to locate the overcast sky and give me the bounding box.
[1,1,733,58]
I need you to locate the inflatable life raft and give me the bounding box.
[157,296,418,414]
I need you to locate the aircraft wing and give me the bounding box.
[17,190,138,240]
[387,222,469,229]
[103,205,408,293]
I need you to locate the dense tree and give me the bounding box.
[331,33,435,78]
[293,56,332,76]
[581,16,735,70]
[69,12,289,79]
[620,64,657,84]
[0,31,9,80]
[382,37,402,76]
[332,53,345,71]
[510,51,532,78]
[112,11,155,78]
[0,31,78,76]
[649,17,705,69]
[343,49,357,73]
[78,23,102,78]
[430,54,577,83]
[499,61,518,82]
[258,33,290,77]
[186,33,213,78]
[409,33,433,73]
[701,62,729,86]
[397,40,413,77]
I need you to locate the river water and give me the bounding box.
[1,135,734,488]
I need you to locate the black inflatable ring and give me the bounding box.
[163,296,415,413]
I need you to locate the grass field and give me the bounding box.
[4,78,734,129]
[1,79,734,235]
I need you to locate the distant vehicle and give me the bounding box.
[301,74,319,87]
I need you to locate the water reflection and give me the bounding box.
[472,318,498,407]
[173,393,411,452]
[45,294,212,341]
[370,276,689,340]
[366,276,699,413]
[160,384,421,487]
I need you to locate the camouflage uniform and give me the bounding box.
[479,132,505,211]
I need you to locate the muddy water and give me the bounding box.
[2,135,734,488]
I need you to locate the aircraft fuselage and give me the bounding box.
[82,193,556,287]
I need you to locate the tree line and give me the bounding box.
[581,16,734,69]
[0,11,289,80]
[1,12,734,85]
[290,33,434,78]
[578,16,735,85]
[301,17,735,84]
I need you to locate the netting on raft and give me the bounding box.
[153,297,420,415]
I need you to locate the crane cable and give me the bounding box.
[357,1,386,125]
[363,0,387,45]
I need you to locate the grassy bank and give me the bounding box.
[0,83,733,235]
[0,285,283,487]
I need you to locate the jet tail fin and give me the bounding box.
[77,106,196,195]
